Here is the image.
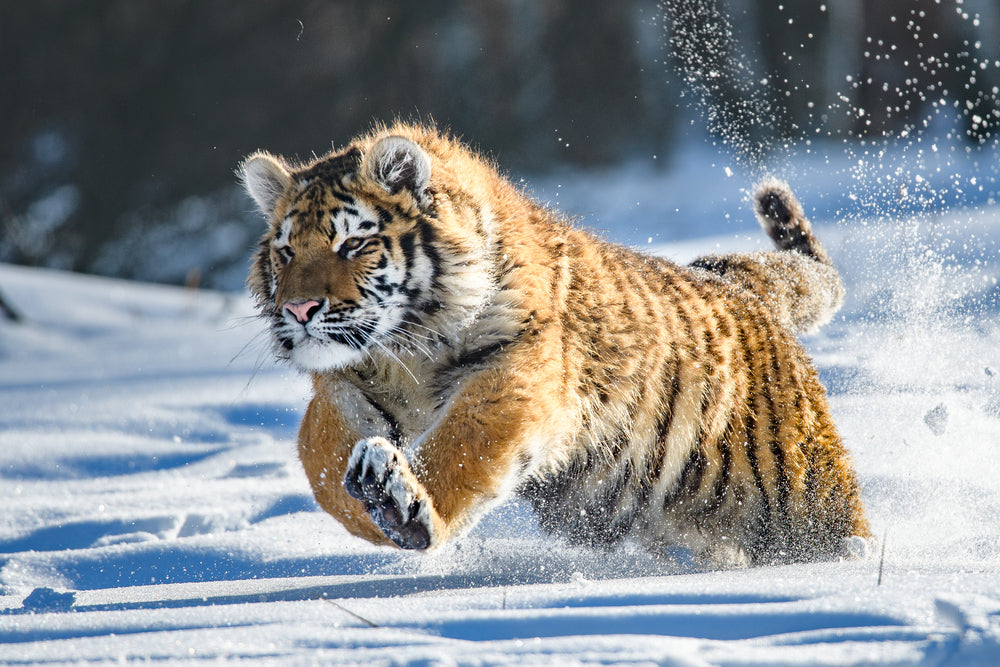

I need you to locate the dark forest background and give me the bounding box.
[2,0,998,287]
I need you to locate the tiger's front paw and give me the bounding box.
[344,437,435,550]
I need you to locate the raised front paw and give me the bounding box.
[344,437,434,550]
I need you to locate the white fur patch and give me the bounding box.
[368,136,431,201]
[242,154,291,217]
[348,436,390,471]
[288,338,364,371]
[273,218,293,249]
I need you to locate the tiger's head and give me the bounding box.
[240,126,497,372]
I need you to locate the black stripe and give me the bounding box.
[741,318,773,555]
[664,444,707,509]
[253,241,272,300]
[761,335,791,538]
[361,391,403,447]
[652,371,680,458]
[743,414,773,559]
[770,434,791,530]
[298,148,362,183]
[331,190,355,204]
[744,414,768,502]
[707,426,733,513]
[646,354,681,497]
[453,340,507,368]
[802,437,819,506]
[375,206,394,229]
[417,220,443,283]
[418,300,443,315]
[398,231,417,266]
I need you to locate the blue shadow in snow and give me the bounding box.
[426,607,908,642]
[214,403,301,440]
[226,461,287,479]
[0,517,179,554]
[1,448,224,481]
[251,494,318,523]
[548,591,801,609]
[49,545,399,592]
[1,492,318,555]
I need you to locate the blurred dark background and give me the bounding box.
[2,0,998,287]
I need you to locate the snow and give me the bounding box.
[2,143,1000,665]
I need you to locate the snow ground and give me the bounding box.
[2,151,1000,665]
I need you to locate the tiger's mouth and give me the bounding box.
[276,328,369,371]
[272,305,395,371]
[314,320,378,352]
[278,323,373,349]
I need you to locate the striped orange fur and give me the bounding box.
[240,123,870,567]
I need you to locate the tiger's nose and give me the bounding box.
[283,299,323,324]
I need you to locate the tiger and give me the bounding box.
[239,122,871,568]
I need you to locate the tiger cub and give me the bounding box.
[240,123,870,568]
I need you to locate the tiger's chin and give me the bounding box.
[284,339,366,372]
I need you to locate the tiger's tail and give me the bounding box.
[690,179,844,335]
[754,178,833,266]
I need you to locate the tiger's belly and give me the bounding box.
[516,419,754,564]
[519,456,632,547]
[518,442,685,549]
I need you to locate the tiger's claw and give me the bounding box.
[345,437,433,550]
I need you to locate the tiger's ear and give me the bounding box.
[240,152,292,218]
[363,136,431,204]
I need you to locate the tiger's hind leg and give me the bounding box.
[691,179,845,335]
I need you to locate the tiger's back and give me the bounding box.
[240,123,870,567]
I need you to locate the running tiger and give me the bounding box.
[240,123,870,568]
